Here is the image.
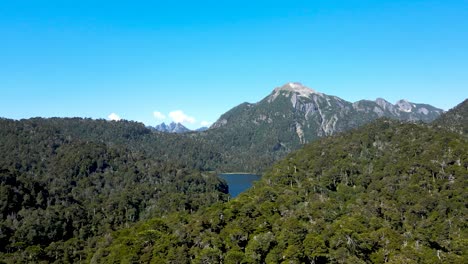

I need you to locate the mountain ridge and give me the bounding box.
[433,98,468,135]
[205,82,444,172]
[213,82,443,133]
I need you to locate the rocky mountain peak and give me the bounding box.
[396,99,413,112]
[269,82,318,102]
[154,122,191,133]
[374,98,395,112]
[279,82,317,95]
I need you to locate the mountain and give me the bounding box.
[153,122,191,133]
[204,82,444,172]
[88,119,468,263]
[433,98,468,135]
[195,126,209,132]
[212,82,443,137]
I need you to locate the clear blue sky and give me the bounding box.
[1,0,467,129]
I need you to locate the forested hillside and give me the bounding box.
[88,119,467,263]
[0,99,465,263]
[0,118,227,263]
[433,99,468,135]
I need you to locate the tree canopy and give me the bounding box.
[0,118,227,263]
[87,119,467,263]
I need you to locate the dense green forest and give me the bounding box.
[0,99,466,263]
[0,117,275,173]
[433,99,468,135]
[0,118,228,263]
[86,119,467,263]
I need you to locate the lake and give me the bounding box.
[219,173,261,198]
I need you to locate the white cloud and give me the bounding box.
[108,113,121,121]
[200,121,211,127]
[169,110,196,124]
[153,111,166,120]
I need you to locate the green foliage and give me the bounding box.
[0,118,228,263]
[0,97,465,263]
[89,119,467,263]
[433,99,468,135]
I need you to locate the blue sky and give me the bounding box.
[1,0,467,129]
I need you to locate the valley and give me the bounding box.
[0,87,466,263]
[2,1,467,263]
[85,100,468,263]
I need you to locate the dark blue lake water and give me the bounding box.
[219,173,261,198]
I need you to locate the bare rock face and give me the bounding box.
[269,82,318,102]
[211,118,228,129]
[396,99,413,112]
[153,122,191,133]
[375,98,393,109]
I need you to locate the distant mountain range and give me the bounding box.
[199,82,444,171]
[212,82,443,139]
[151,82,443,140]
[152,122,191,133]
[151,122,208,133]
